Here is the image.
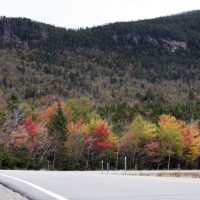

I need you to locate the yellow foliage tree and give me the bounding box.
[158,114,184,169]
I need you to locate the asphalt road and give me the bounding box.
[0,170,200,200]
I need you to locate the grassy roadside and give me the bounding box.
[139,172,200,178]
[97,170,200,178]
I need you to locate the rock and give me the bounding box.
[162,39,187,52]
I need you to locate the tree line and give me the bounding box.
[0,93,200,170]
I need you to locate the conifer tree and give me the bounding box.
[51,102,67,141]
[50,101,67,168]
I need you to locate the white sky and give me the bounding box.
[0,0,200,29]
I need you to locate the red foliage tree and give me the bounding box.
[24,117,38,137]
[145,140,160,158]
[144,140,161,167]
[94,123,113,151]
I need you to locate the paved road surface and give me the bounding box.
[0,170,200,200]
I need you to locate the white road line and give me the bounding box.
[0,173,70,200]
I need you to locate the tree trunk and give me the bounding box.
[116,151,119,170]
[53,137,57,169]
[53,147,56,169]
[86,148,90,170]
[167,154,171,170]
[133,148,136,168]
[157,163,160,170]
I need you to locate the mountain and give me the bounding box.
[0,10,200,104]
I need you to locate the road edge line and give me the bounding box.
[0,173,70,200]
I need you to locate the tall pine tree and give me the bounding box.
[50,101,67,169]
[51,102,67,141]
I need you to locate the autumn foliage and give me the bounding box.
[93,122,113,151]
[24,117,38,138]
[1,96,200,170]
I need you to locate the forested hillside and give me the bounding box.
[1,11,200,170]
[0,10,200,103]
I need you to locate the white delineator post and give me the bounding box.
[107,163,109,174]
[102,160,104,174]
[125,156,127,174]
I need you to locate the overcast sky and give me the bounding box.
[0,0,200,29]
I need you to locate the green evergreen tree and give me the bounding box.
[7,91,20,111]
[50,101,67,169]
[51,102,67,141]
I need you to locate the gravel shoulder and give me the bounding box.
[0,184,28,200]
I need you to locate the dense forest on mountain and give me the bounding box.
[0,11,200,170]
[0,10,200,104]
